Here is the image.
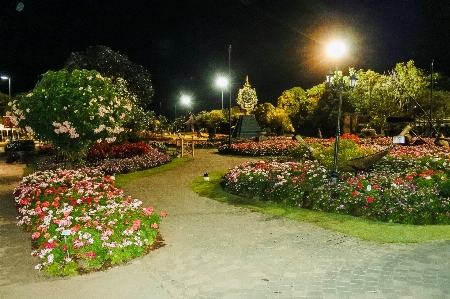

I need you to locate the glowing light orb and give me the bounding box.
[326,41,346,59]
[216,76,228,88]
[181,95,191,105]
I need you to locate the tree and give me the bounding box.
[65,45,155,110]
[0,92,10,120]
[195,110,227,138]
[277,87,318,133]
[254,103,294,135]
[10,69,132,162]
[348,61,430,134]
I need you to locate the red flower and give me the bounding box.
[351,190,360,196]
[366,196,374,203]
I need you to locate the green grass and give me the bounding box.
[191,171,450,243]
[114,157,188,188]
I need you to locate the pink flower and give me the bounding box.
[31,232,40,240]
[132,219,140,230]
[161,211,167,217]
[151,223,159,229]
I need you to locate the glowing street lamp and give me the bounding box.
[216,76,228,110]
[1,75,11,99]
[180,95,192,118]
[181,95,191,107]
[326,40,346,60]
[325,41,357,181]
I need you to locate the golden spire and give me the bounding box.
[244,75,251,87]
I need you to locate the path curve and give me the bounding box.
[1,150,450,298]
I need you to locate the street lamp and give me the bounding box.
[1,75,11,99]
[216,76,229,110]
[325,41,357,181]
[181,95,192,117]
[228,45,232,150]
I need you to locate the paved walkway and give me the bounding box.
[1,149,450,299]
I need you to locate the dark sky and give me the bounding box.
[0,0,449,117]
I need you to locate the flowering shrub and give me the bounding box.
[10,69,133,162]
[147,141,168,152]
[36,147,171,174]
[87,141,157,161]
[218,137,299,156]
[311,138,375,170]
[222,137,450,225]
[14,168,166,276]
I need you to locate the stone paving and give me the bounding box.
[1,149,450,298]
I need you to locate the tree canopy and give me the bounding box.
[65,45,155,110]
[10,69,133,162]
[274,60,450,137]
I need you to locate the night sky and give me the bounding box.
[0,0,449,116]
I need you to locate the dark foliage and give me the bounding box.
[64,45,155,110]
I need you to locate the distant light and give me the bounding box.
[1,75,10,80]
[326,41,346,59]
[16,2,24,11]
[216,76,228,88]
[181,95,191,105]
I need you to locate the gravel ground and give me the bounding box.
[1,150,450,299]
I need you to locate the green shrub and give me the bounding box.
[312,138,373,170]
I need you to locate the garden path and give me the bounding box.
[1,150,450,298]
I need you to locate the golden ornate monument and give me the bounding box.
[236,76,258,114]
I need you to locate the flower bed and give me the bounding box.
[14,167,166,276]
[221,139,450,225]
[218,137,299,156]
[36,144,171,173]
[87,141,160,161]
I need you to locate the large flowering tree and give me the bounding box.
[10,69,132,162]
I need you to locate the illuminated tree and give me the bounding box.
[254,103,294,135]
[195,109,227,138]
[10,69,132,162]
[0,92,10,119]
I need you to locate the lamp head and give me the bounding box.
[216,76,229,88]
[326,40,346,59]
[1,75,10,80]
[181,95,191,106]
[349,74,358,89]
[326,70,334,87]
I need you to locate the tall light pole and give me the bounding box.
[216,76,229,110]
[1,75,11,100]
[228,45,232,150]
[181,95,192,117]
[325,41,357,181]
[430,60,434,137]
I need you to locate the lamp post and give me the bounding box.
[429,60,434,137]
[1,75,11,99]
[1,75,12,140]
[326,72,357,181]
[216,76,229,110]
[181,95,192,116]
[325,41,357,182]
[228,45,232,150]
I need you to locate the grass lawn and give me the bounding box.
[191,170,450,244]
